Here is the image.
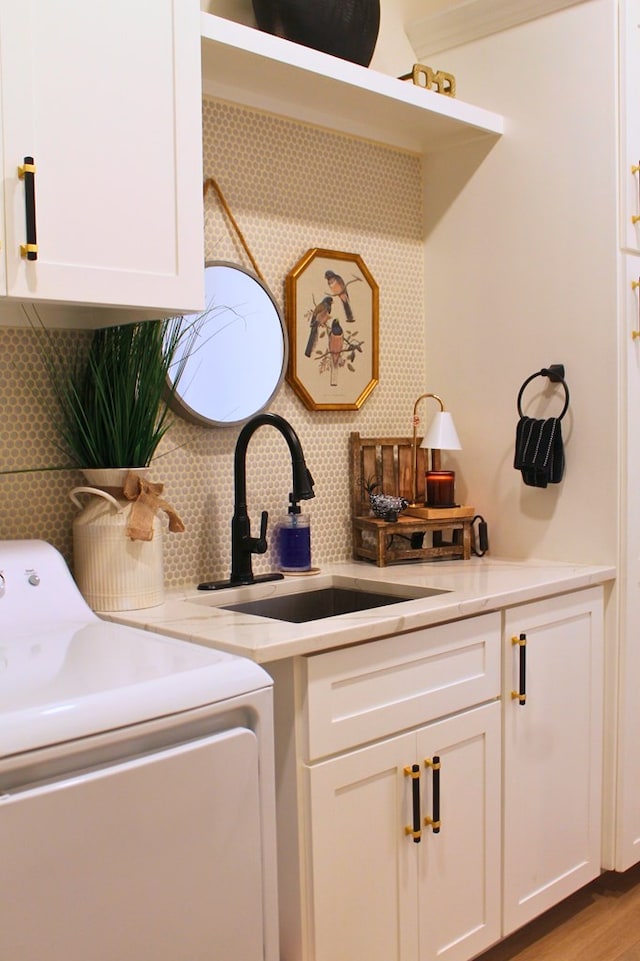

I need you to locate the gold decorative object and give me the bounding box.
[399,63,456,98]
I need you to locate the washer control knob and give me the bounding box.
[28,572,40,587]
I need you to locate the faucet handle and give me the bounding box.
[254,510,269,554]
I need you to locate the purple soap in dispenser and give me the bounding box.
[277,500,311,572]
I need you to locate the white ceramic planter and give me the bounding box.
[70,472,165,612]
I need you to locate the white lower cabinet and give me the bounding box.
[271,588,604,961]
[271,612,502,961]
[502,588,604,935]
[305,701,501,961]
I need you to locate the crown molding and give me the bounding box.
[406,0,590,58]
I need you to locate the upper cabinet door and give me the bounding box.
[620,0,640,254]
[0,0,204,313]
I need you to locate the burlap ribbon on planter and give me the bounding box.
[122,472,185,542]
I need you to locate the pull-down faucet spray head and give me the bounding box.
[291,458,315,505]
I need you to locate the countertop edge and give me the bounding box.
[101,558,616,664]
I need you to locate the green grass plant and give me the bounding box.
[36,317,197,469]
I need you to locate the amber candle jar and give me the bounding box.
[425,470,456,507]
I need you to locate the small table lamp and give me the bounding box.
[412,393,462,507]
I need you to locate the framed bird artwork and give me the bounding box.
[285,248,379,410]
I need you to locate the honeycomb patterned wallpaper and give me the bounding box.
[0,99,425,588]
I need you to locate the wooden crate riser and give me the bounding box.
[350,432,473,566]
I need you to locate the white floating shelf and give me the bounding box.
[200,13,504,155]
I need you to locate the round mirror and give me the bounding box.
[167,261,288,427]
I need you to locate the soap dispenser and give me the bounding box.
[277,494,312,572]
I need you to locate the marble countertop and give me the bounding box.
[101,557,615,664]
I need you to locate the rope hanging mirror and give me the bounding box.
[166,178,288,427]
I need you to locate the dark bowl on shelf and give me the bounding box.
[252,0,380,67]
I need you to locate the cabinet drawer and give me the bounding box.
[302,612,500,759]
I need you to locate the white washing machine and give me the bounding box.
[0,540,279,961]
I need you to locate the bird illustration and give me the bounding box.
[328,317,344,386]
[325,269,354,322]
[305,296,332,357]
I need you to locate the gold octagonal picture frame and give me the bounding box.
[285,248,379,410]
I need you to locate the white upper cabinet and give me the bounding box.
[0,0,204,315]
[199,13,504,155]
[620,0,640,254]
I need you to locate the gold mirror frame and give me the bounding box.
[285,248,379,411]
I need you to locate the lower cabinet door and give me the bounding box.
[502,589,604,935]
[305,702,501,961]
[417,702,501,961]
[306,730,419,961]
[615,257,640,870]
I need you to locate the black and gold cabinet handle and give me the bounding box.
[404,764,422,843]
[511,633,527,705]
[404,755,443,841]
[632,163,640,226]
[18,156,38,261]
[424,756,441,833]
[632,279,640,341]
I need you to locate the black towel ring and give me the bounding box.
[517,365,570,420]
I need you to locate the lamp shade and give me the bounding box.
[420,411,462,451]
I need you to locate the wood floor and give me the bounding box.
[476,863,640,961]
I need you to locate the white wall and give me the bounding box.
[423,0,619,563]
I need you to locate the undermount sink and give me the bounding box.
[220,584,449,624]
